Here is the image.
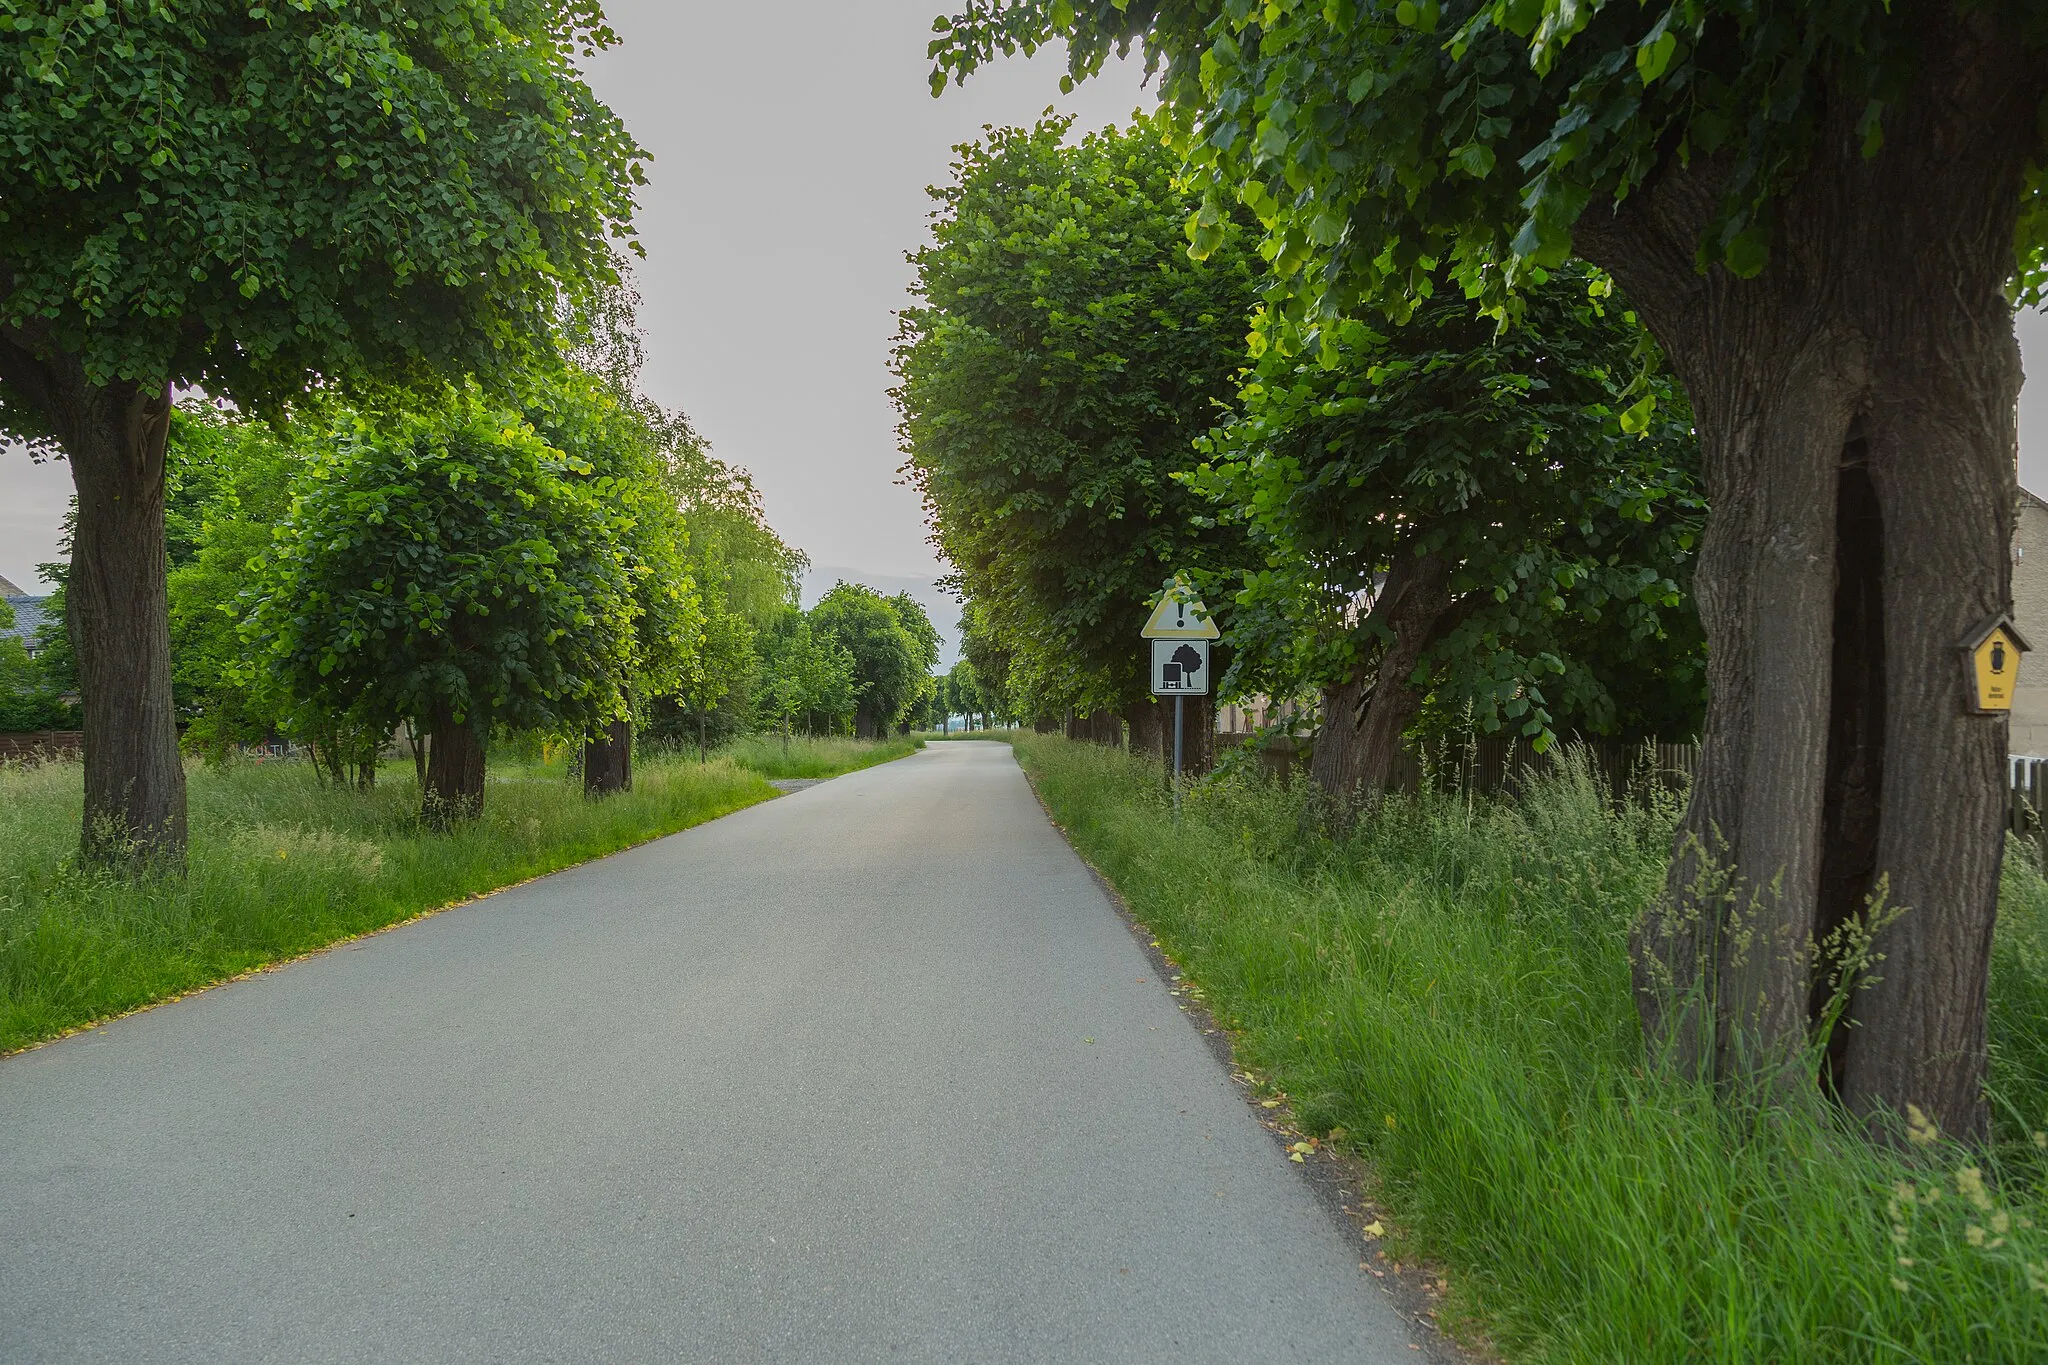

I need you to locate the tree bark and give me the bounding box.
[1311,550,1456,807]
[0,328,189,867]
[47,372,186,865]
[1579,5,2044,1136]
[424,708,486,827]
[1178,693,1216,777]
[1126,696,1167,773]
[583,718,632,797]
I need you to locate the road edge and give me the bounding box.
[1009,745,1492,1365]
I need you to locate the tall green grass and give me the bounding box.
[0,753,775,1053]
[719,732,922,779]
[1017,734,2048,1362]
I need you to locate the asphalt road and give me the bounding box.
[1,741,1425,1363]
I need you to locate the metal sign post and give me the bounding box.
[1143,575,1217,825]
[1172,694,1184,822]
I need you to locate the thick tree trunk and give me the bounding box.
[0,333,187,866]
[1142,692,1217,777]
[424,709,486,827]
[1579,6,2044,1136]
[583,719,632,797]
[1311,550,1455,807]
[1126,696,1166,772]
[56,377,186,865]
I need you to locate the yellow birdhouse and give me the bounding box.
[1961,612,2030,714]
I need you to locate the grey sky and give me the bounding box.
[2,5,2047,613]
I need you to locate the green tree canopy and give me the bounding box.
[808,582,933,739]
[561,280,805,752]
[1190,264,1704,798]
[758,612,857,738]
[247,391,641,820]
[887,592,944,732]
[0,0,645,861]
[893,115,1259,740]
[932,1,2046,315]
[667,440,805,744]
[162,404,302,764]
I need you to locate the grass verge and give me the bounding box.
[1015,733,2048,1362]
[720,733,923,778]
[0,752,785,1054]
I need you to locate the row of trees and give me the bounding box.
[0,4,946,850]
[896,118,1706,786]
[921,0,2048,1140]
[0,2,646,860]
[136,363,779,818]
[754,583,942,740]
[931,655,1010,732]
[23,384,940,815]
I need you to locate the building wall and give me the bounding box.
[2011,492,2048,756]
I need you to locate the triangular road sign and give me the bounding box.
[1142,577,1219,639]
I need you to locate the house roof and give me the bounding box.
[0,574,22,596]
[2,593,51,647]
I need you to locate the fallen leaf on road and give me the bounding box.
[1260,1099,1281,1108]
[1362,1220,1385,1238]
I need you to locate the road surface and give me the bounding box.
[1,741,1426,1363]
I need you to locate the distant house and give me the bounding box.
[0,573,54,660]
[2013,490,2048,755]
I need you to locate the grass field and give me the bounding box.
[0,735,915,1054]
[1015,734,2048,1362]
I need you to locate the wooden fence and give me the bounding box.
[1249,732,1700,804]
[1396,734,1699,805]
[0,731,83,762]
[2009,756,2048,863]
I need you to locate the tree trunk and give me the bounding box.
[1180,693,1216,776]
[583,718,632,797]
[23,368,187,866]
[1578,6,2044,1136]
[1126,696,1166,772]
[1310,550,1455,807]
[423,709,486,827]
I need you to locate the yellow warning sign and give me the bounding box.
[1141,576,1219,640]
[1962,612,2029,714]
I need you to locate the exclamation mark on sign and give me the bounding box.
[1176,602,1186,629]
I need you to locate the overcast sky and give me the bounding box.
[2,4,2046,616]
